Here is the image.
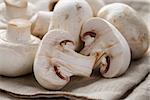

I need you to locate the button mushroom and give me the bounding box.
[85,0,105,16]
[80,17,131,78]
[0,0,36,29]
[97,3,149,59]
[31,11,53,38]
[34,29,96,90]
[49,0,93,50]
[36,0,59,11]
[0,19,40,77]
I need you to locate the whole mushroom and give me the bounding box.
[80,17,131,78]
[97,3,149,59]
[0,19,40,77]
[49,0,93,50]
[0,0,36,29]
[34,29,96,90]
[31,11,53,38]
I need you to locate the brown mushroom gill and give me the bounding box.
[54,66,66,80]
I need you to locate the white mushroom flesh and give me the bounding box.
[34,29,96,90]
[80,18,131,78]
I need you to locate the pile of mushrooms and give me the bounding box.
[0,0,149,90]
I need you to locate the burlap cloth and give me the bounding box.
[0,0,150,100]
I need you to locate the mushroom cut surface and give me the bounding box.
[34,29,96,90]
[98,3,149,60]
[80,18,131,78]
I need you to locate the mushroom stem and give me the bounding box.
[6,19,31,43]
[4,0,28,20]
[98,55,110,74]
[59,47,96,77]
[50,54,94,77]
[31,11,53,38]
[82,33,111,74]
[60,40,75,50]
[84,35,95,46]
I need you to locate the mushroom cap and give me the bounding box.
[0,19,40,77]
[80,17,131,78]
[31,11,53,38]
[85,0,105,16]
[49,0,93,50]
[4,0,27,8]
[0,1,36,27]
[34,29,96,90]
[97,3,149,59]
[36,0,59,11]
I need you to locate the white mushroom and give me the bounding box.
[49,0,93,50]
[0,19,40,77]
[34,29,96,90]
[80,17,131,78]
[0,0,36,29]
[85,0,105,16]
[97,3,149,59]
[31,11,53,38]
[36,0,59,11]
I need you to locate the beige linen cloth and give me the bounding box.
[0,0,150,100]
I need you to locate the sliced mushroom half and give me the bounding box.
[34,29,96,90]
[80,17,131,78]
[97,3,149,59]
